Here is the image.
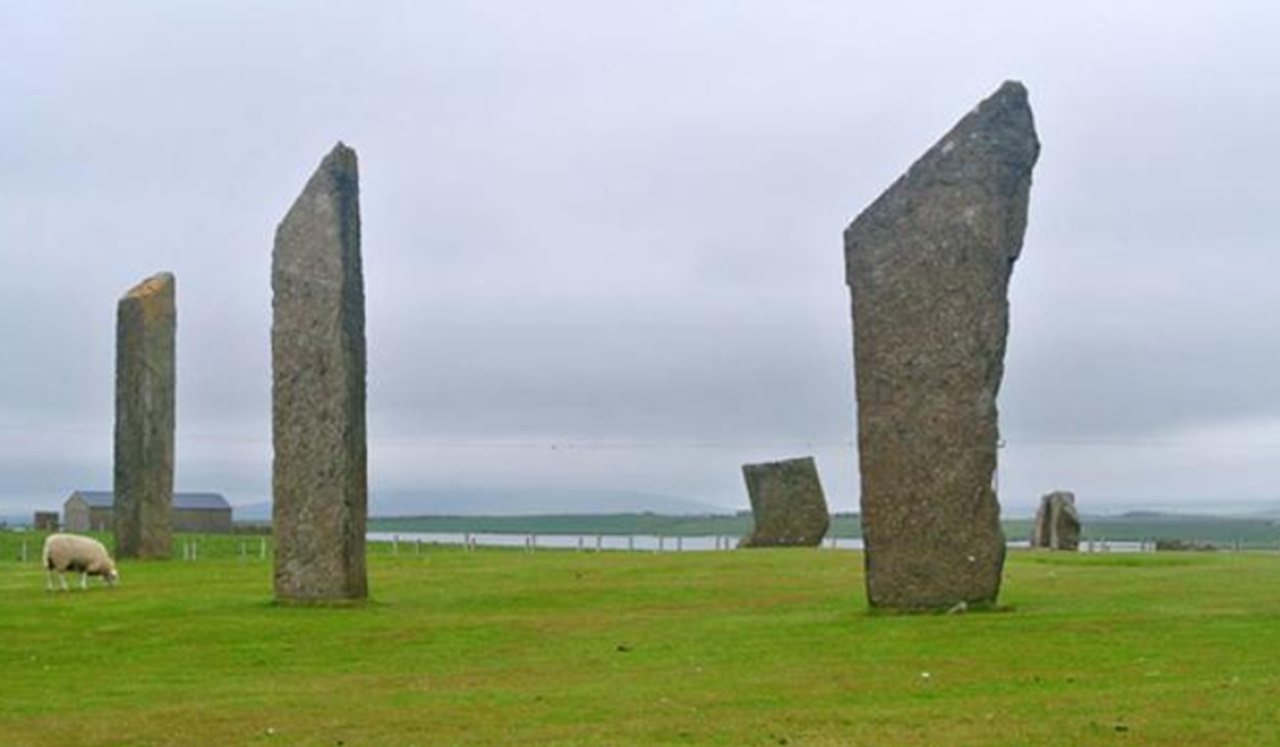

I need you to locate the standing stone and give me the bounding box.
[113,272,176,559]
[1031,491,1081,551]
[844,81,1039,609]
[739,457,830,548]
[272,143,368,603]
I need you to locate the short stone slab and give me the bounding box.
[739,456,830,548]
[844,81,1040,610]
[1031,491,1081,551]
[272,143,368,603]
[113,272,175,560]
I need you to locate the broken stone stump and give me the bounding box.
[113,272,176,559]
[739,456,830,548]
[843,81,1040,610]
[272,143,368,603]
[1031,491,1081,551]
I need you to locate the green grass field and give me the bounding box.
[2,538,1277,745]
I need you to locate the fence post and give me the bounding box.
[676,537,683,552]
[260,537,267,560]
[628,536,634,552]
[577,536,584,552]
[596,534,603,552]
[21,540,28,563]
[658,536,665,553]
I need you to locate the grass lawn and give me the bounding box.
[1,542,1277,745]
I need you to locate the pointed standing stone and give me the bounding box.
[1031,491,1081,551]
[272,143,368,603]
[114,272,176,559]
[844,82,1039,609]
[739,457,830,548]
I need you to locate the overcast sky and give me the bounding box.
[3,2,1278,517]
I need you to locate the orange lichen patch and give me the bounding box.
[124,272,175,300]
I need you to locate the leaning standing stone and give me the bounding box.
[272,143,368,603]
[739,457,830,547]
[113,272,176,559]
[844,82,1040,609]
[1031,491,1081,551]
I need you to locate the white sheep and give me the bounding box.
[42,533,120,591]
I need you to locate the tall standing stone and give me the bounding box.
[844,81,1039,609]
[1031,491,1081,551]
[272,143,368,603]
[114,272,176,559]
[739,457,830,548]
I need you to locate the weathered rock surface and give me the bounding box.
[113,272,176,559]
[844,81,1039,609]
[739,457,830,548]
[272,143,368,603]
[1031,491,1081,551]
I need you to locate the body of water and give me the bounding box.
[367,532,1150,553]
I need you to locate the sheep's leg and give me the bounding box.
[58,571,69,592]
[79,572,88,590]
[45,568,54,592]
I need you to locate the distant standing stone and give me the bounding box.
[1031,491,1081,551]
[114,272,176,559]
[739,457,830,548]
[844,81,1040,609]
[272,143,368,603]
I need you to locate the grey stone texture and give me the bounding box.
[1031,491,1081,551]
[113,272,176,559]
[272,143,368,603]
[843,81,1039,609]
[739,457,830,548]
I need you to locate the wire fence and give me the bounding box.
[6,529,1280,564]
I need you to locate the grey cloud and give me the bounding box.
[3,2,1279,516]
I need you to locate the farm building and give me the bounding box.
[63,491,234,533]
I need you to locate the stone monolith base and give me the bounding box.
[844,81,1039,609]
[114,272,176,559]
[272,143,368,603]
[1031,491,1081,551]
[739,457,830,548]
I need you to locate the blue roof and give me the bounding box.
[70,491,231,511]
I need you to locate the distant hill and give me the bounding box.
[233,487,730,522]
[371,487,730,516]
[236,499,1280,547]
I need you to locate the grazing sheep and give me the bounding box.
[42,533,119,591]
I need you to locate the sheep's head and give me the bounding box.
[103,566,119,586]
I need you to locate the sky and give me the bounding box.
[2,1,1279,518]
